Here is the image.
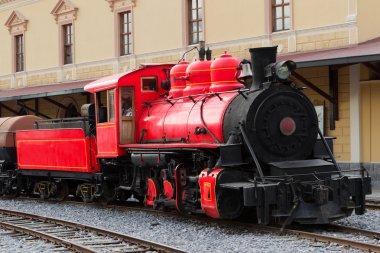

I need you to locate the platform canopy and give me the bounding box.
[0,79,95,102]
[278,37,380,68]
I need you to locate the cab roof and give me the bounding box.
[84,72,130,93]
[84,64,173,93]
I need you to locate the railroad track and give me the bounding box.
[0,208,185,253]
[366,200,380,210]
[3,197,380,252]
[278,224,380,253]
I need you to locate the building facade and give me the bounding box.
[0,0,380,173]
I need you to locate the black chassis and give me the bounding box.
[220,169,371,225]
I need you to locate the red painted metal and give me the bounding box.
[85,64,174,158]
[84,73,127,93]
[198,168,223,219]
[16,129,99,173]
[145,178,160,207]
[210,54,244,92]
[183,61,212,96]
[138,92,237,145]
[169,61,189,98]
[280,117,296,136]
[163,180,173,199]
[96,123,119,157]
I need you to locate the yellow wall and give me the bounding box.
[205,0,265,43]
[296,66,351,162]
[75,0,114,63]
[293,0,348,30]
[133,0,182,54]
[1,0,378,78]
[357,0,380,43]
[2,0,59,71]
[0,9,12,74]
[360,81,380,162]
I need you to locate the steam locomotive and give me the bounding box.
[0,46,371,225]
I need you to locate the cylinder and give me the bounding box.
[0,115,41,163]
[0,115,41,147]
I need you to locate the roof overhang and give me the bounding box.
[278,37,380,68]
[0,79,95,102]
[84,72,127,93]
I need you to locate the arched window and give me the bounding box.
[18,107,28,115]
[65,103,79,118]
[57,97,79,118]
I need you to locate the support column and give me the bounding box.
[349,64,360,164]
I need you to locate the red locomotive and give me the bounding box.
[0,46,371,225]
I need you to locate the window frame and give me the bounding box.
[187,0,204,45]
[107,89,115,123]
[119,10,133,56]
[272,0,291,32]
[15,34,24,72]
[141,76,158,92]
[62,23,74,65]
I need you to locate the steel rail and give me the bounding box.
[0,208,185,253]
[0,221,94,252]
[277,226,380,253]
[366,200,380,210]
[326,224,380,239]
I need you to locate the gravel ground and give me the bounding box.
[0,198,365,253]
[335,209,380,232]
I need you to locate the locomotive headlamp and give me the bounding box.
[265,60,296,81]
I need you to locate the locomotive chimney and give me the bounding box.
[249,46,278,90]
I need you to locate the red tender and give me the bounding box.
[16,129,99,173]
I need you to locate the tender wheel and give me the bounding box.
[55,181,69,201]
[2,172,21,198]
[76,183,96,203]
[3,179,20,198]
[98,182,116,205]
[34,181,55,200]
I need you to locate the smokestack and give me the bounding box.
[249,46,278,90]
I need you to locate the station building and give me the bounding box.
[0,0,380,177]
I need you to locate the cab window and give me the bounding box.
[96,89,115,123]
[121,87,133,117]
[141,76,158,92]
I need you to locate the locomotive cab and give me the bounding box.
[84,64,174,158]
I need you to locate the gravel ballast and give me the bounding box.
[0,229,61,252]
[0,199,367,253]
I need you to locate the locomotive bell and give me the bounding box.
[238,61,253,79]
